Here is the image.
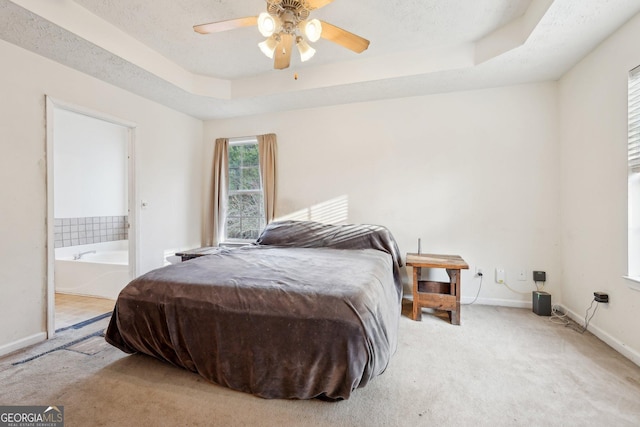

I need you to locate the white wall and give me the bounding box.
[559,13,640,364]
[204,82,561,307]
[0,39,203,355]
[54,109,128,218]
[4,6,637,365]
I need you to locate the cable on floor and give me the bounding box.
[553,298,599,334]
[549,304,569,325]
[463,273,483,305]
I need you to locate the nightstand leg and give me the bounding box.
[447,268,461,325]
[412,267,421,321]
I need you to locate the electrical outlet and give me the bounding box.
[495,268,505,284]
[517,270,527,281]
[475,267,484,276]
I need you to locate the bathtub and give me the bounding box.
[55,240,131,300]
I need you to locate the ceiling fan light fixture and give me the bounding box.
[193,0,370,70]
[258,36,279,59]
[257,12,277,37]
[303,19,322,43]
[296,37,316,62]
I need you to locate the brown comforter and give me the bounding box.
[105,221,402,400]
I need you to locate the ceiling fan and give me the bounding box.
[193,0,370,70]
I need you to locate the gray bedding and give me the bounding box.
[105,221,402,400]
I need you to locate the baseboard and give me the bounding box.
[0,332,47,358]
[461,296,532,308]
[560,304,640,367]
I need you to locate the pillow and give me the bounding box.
[256,220,402,268]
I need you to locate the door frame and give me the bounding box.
[45,96,139,338]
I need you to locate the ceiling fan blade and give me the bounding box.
[305,0,335,10]
[274,33,294,70]
[193,16,257,34]
[319,21,370,53]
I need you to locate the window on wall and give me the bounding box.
[226,137,265,241]
[627,66,640,282]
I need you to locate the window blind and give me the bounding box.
[629,68,640,173]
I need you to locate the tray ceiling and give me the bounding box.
[1,0,639,119]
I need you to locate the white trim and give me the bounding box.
[561,304,640,367]
[127,127,140,278]
[45,97,137,128]
[460,296,532,308]
[45,96,138,339]
[0,332,47,358]
[45,97,56,339]
[623,276,640,291]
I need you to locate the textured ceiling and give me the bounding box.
[1,0,640,119]
[72,0,532,79]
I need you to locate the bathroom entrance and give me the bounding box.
[45,98,138,336]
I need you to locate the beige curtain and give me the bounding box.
[205,138,228,246]
[257,133,277,224]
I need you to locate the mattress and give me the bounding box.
[105,221,402,400]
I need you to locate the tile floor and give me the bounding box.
[55,293,115,330]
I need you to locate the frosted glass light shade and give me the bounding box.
[304,19,322,42]
[297,39,316,62]
[258,37,278,59]
[258,12,276,37]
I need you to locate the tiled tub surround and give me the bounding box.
[54,216,128,248]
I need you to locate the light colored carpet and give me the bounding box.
[1,302,639,426]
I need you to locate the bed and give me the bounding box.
[105,220,403,400]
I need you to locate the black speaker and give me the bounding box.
[532,291,551,316]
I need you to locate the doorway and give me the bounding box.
[45,97,138,337]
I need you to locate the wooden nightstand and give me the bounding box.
[175,246,220,262]
[406,253,469,325]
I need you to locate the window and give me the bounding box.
[627,67,640,282]
[226,137,265,241]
